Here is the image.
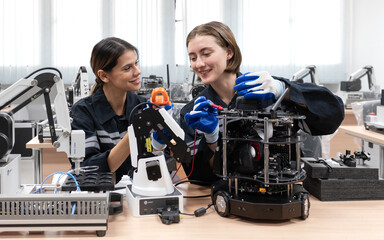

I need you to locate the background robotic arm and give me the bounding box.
[291,65,319,85]
[0,68,84,168]
[341,65,380,93]
[67,66,90,107]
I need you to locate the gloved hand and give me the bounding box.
[151,103,174,150]
[234,71,285,100]
[184,96,219,144]
[151,129,171,150]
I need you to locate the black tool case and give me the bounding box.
[302,157,384,201]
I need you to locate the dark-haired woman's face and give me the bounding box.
[105,49,141,92]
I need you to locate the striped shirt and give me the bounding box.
[70,87,146,183]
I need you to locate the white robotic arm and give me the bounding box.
[0,68,84,166]
[341,65,380,94]
[67,66,90,107]
[127,105,190,196]
[291,65,319,85]
[348,65,379,93]
[128,108,187,168]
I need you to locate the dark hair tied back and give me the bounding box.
[90,37,139,95]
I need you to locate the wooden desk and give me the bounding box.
[329,109,360,157]
[1,183,384,239]
[339,125,384,145]
[339,125,384,178]
[26,137,71,182]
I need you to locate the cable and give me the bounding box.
[173,129,197,184]
[171,162,183,181]
[71,203,77,215]
[180,203,213,217]
[54,173,66,194]
[184,194,211,199]
[38,172,81,215]
[174,179,210,186]
[24,67,63,79]
[179,212,194,216]
[53,166,100,193]
[174,179,212,198]
[128,101,160,125]
[40,171,80,194]
[42,172,80,216]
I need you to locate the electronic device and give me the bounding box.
[365,89,384,133]
[211,89,310,220]
[0,67,85,174]
[0,68,111,236]
[66,66,90,107]
[126,181,183,217]
[0,154,21,194]
[9,121,38,183]
[0,183,109,237]
[137,65,171,98]
[340,65,381,108]
[125,93,190,217]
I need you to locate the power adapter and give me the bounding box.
[194,207,207,217]
[159,210,180,225]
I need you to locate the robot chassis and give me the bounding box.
[211,92,310,220]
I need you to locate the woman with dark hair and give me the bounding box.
[70,37,146,183]
[180,21,344,184]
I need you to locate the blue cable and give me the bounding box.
[71,203,77,215]
[40,171,81,194]
[53,173,66,194]
[36,172,81,215]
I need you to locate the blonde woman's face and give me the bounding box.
[188,35,232,85]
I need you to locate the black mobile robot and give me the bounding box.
[211,89,310,220]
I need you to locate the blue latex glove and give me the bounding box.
[151,103,174,150]
[184,96,219,144]
[234,71,285,100]
[151,129,171,150]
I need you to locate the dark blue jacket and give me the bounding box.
[180,74,345,184]
[70,87,146,183]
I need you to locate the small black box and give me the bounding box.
[340,79,361,91]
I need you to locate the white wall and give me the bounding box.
[352,0,384,91]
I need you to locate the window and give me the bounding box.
[1,0,174,84]
[175,0,225,82]
[114,0,174,79]
[240,0,346,83]
[1,0,348,85]
[175,0,348,83]
[52,0,102,67]
[0,0,41,83]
